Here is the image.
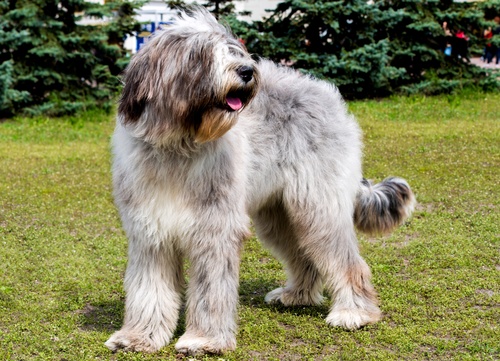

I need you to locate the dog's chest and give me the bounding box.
[136,187,195,247]
[120,154,198,244]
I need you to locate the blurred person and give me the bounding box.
[483,25,495,63]
[453,28,469,61]
[493,16,500,65]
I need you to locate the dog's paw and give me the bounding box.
[325,307,381,330]
[264,287,286,304]
[105,330,160,353]
[175,333,235,356]
[265,287,324,306]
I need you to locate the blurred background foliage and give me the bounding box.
[0,0,144,117]
[227,0,500,99]
[1,0,499,117]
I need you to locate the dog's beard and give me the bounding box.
[194,79,258,143]
[195,108,239,143]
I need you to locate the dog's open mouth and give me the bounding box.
[226,96,243,111]
[224,85,256,112]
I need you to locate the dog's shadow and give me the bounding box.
[79,278,329,336]
[77,299,124,333]
[77,298,188,338]
[239,278,330,319]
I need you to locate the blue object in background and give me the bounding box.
[136,21,173,52]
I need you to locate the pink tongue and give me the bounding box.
[226,97,242,111]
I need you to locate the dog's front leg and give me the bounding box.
[175,231,243,356]
[105,240,184,353]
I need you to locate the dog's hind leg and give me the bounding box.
[105,240,184,353]
[283,195,382,330]
[253,199,324,307]
[323,249,382,330]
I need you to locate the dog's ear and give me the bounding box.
[118,55,152,124]
[117,40,190,126]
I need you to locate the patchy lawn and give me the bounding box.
[1,92,498,360]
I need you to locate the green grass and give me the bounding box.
[1,92,499,360]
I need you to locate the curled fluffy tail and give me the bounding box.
[354,177,416,236]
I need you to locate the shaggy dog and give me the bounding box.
[105,7,415,356]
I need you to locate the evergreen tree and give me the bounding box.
[166,0,250,19]
[0,0,143,118]
[203,0,237,18]
[239,0,499,98]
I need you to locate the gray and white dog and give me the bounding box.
[106,7,415,356]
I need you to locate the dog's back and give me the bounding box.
[237,59,414,234]
[237,59,361,215]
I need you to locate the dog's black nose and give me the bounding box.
[237,66,254,83]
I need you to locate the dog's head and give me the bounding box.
[118,7,259,145]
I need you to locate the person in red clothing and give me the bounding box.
[453,29,469,60]
[483,26,495,63]
[493,16,500,65]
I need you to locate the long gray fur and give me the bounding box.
[105,7,416,356]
